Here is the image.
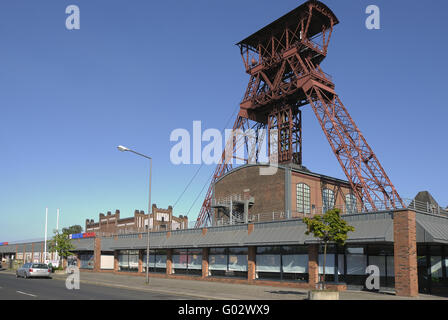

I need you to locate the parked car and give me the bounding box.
[16,263,51,279]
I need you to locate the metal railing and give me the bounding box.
[210,198,448,227]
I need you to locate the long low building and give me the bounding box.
[1,208,448,297]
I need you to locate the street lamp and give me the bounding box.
[117,145,152,284]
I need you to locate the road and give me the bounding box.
[0,273,201,300]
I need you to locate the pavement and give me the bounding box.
[0,268,446,300]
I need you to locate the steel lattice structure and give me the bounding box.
[195,0,404,227]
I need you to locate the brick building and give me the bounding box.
[85,205,188,236]
[212,163,359,225]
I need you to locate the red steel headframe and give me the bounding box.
[195,0,404,228]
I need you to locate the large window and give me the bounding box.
[118,250,139,272]
[208,247,247,278]
[317,245,344,282]
[322,188,335,213]
[296,183,311,215]
[142,249,167,273]
[79,252,94,269]
[172,249,202,276]
[256,246,308,281]
[345,194,357,214]
[366,245,395,288]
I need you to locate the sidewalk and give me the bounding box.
[1,269,446,300]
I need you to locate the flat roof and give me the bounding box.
[237,0,339,48]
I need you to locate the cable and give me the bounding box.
[185,173,214,218]
[172,106,239,211]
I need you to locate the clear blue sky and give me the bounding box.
[1,0,447,242]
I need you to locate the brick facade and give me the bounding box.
[214,164,357,224]
[86,206,188,236]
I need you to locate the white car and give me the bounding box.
[16,263,52,279]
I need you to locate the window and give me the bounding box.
[118,250,138,272]
[296,183,311,214]
[142,250,167,273]
[345,194,357,214]
[256,247,281,279]
[322,188,335,213]
[208,247,248,278]
[172,249,202,276]
[256,246,308,281]
[79,253,94,269]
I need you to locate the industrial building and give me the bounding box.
[1,196,448,297]
[1,0,447,299]
[85,205,189,236]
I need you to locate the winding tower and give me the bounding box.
[195,0,404,227]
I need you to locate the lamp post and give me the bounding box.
[117,145,152,284]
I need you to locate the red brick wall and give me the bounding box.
[393,210,418,297]
[308,244,319,289]
[93,237,101,272]
[214,165,285,221]
[202,248,209,278]
[248,246,256,282]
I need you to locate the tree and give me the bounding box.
[48,230,75,268]
[303,208,355,290]
[62,225,83,235]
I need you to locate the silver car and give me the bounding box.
[16,263,52,279]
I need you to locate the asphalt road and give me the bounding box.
[0,273,200,300]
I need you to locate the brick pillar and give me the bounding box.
[138,250,143,273]
[94,237,101,272]
[77,254,81,268]
[114,251,119,272]
[202,248,209,278]
[248,246,256,282]
[31,243,34,263]
[22,245,26,263]
[248,223,254,235]
[393,210,418,297]
[166,249,173,275]
[40,243,44,263]
[308,244,319,289]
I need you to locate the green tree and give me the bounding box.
[303,208,355,290]
[48,231,75,268]
[62,225,83,235]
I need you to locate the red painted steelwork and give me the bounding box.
[195,0,404,227]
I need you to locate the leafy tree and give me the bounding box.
[303,208,355,290]
[48,231,75,267]
[62,225,83,235]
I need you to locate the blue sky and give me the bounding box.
[0,0,447,242]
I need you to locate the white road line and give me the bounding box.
[16,291,37,297]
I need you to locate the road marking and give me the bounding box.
[16,291,37,297]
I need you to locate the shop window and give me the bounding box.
[172,249,188,271]
[209,248,227,276]
[256,246,308,282]
[118,250,138,272]
[228,247,248,273]
[208,247,247,278]
[256,246,281,280]
[172,249,201,276]
[143,250,167,273]
[430,256,443,280]
[79,253,94,269]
